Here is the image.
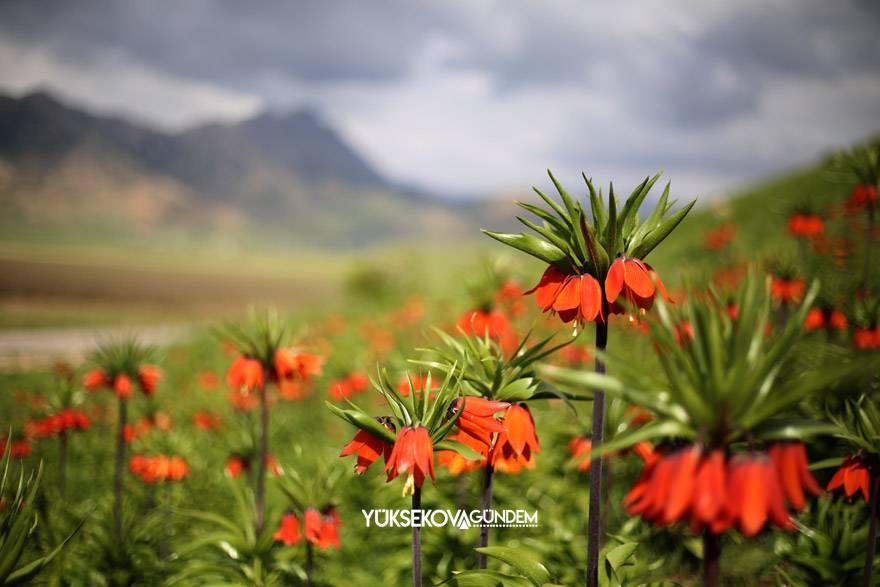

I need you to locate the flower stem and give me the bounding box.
[58,429,68,500]
[865,469,879,587]
[412,486,422,587]
[703,531,721,587]
[306,541,314,587]
[478,464,495,569]
[863,204,876,295]
[586,320,608,587]
[256,384,268,533]
[113,397,127,541]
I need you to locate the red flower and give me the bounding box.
[304,507,322,544]
[853,326,880,350]
[113,374,133,399]
[846,184,878,214]
[805,307,848,332]
[329,372,370,401]
[275,349,323,383]
[83,369,108,391]
[167,456,188,480]
[624,447,794,537]
[397,374,438,398]
[315,508,341,549]
[771,277,805,305]
[827,454,872,502]
[227,356,265,390]
[274,513,302,546]
[489,404,541,473]
[787,213,824,238]
[340,427,393,474]
[198,371,219,390]
[768,442,822,510]
[385,426,435,495]
[226,455,248,478]
[452,397,509,447]
[606,257,665,314]
[137,364,162,395]
[438,430,486,475]
[495,280,526,316]
[569,437,594,472]
[526,266,604,325]
[1,437,31,459]
[193,411,222,431]
[704,222,736,251]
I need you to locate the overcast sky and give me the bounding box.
[1,0,879,199]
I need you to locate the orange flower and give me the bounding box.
[227,356,265,390]
[438,430,486,475]
[113,374,133,399]
[340,426,393,474]
[827,454,872,502]
[569,437,593,472]
[329,372,370,401]
[397,374,438,398]
[495,280,526,316]
[787,213,824,238]
[525,266,605,325]
[846,183,878,214]
[304,507,322,544]
[137,364,162,395]
[624,447,794,537]
[0,436,31,459]
[315,508,341,549]
[456,309,510,339]
[771,277,805,305]
[853,326,880,350]
[605,257,657,311]
[274,513,303,546]
[385,426,435,495]
[489,404,541,472]
[804,307,848,332]
[198,371,219,390]
[193,411,222,431]
[452,397,509,447]
[768,442,822,510]
[83,369,108,391]
[226,455,248,478]
[275,349,323,382]
[704,222,736,251]
[167,456,188,480]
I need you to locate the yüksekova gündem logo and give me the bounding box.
[362,508,538,530]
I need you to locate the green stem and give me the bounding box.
[478,464,495,569]
[586,320,608,587]
[256,384,268,534]
[412,486,422,587]
[113,397,127,541]
[865,469,879,587]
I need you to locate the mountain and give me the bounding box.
[0,91,512,246]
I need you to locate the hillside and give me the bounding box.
[0,91,513,247]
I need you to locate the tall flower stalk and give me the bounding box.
[544,273,873,586]
[331,367,475,587]
[415,327,574,567]
[484,170,694,586]
[83,339,161,541]
[220,313,322,533]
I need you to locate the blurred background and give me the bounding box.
[0,0,878,359]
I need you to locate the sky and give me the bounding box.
[1,0,879,199]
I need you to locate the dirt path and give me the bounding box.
[0,324,193,371]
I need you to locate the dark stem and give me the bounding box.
[58,430,68,500]
[113,397,127,541]
[865,469,879,587]
[586,320,608,587]
[863,204,876,296]
[255,384,268,533]
[478,464,495,569]
[305,540,314,587]
[412,486,422,587]
[703,530,721,587]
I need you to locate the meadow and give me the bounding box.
[1,144,878,587]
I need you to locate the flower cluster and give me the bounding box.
[787,212,825,239]
[329,372,369,401]
[84,364,162,398]
[28,408,90,438]
[274,507,341,550]
[827,453,873,502]
[129,454,189,483]
[624,443,821,537]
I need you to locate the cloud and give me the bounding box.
[0,0,878,197]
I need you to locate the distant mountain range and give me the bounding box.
[0,91,513,246]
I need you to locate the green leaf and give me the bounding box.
[496,378,536,401]
[630,199,695,259]
[442,570,533,587]
[475,546,552,586]
[435,439,483,461]
[481,231,568,265]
